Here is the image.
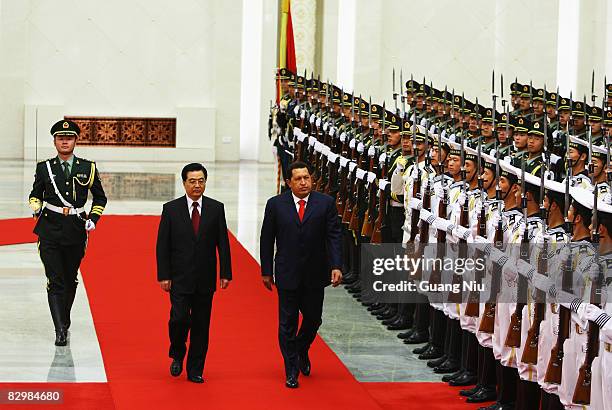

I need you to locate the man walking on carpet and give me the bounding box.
[260,160,343,388]
[29,119,107,347]
[156,163,232,384]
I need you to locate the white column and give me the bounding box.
[291,0,317,73]
[556,0,580,96]
[336,0,356,92]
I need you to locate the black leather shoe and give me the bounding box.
[285,375,299,388]
[412,342,429,353]
[403,330,429,344]
[433,359,460,374]
[426,355,448,368]
[387,321,411,331]
[441,369,464,382]
[449,371,477,386]
[460,384,482,397]
[187,375,204,383]
[419,345,444,361]
[298,353,311,376]
[367,303,384,312]
[398,330,414,340]
[467,387,497,403]
[382,314,401,326]
[54,329,67,346]
[170,359,183,377]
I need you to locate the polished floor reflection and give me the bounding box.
[0,159,436,382]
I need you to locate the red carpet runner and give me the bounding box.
[0,217,485,409]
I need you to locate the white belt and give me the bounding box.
[390,200,403,208]
[44,204,86,216]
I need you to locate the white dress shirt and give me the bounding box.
[292,193,309,213]
[186,194,203,218]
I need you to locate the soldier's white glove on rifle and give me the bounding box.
[85,219,96,232]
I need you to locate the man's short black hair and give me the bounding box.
[286,161,312,179]
[181,163,208,181]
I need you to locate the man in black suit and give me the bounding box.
[260,161,342,388]
[156,163,232,383]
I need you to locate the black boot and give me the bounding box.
[48,294,67,346]
[64,286,77,331]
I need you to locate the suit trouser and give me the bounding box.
[38,239,85,330]
[277,286,325,377]
[168,291,214,377]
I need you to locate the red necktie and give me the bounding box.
[192,202,200,234]
[298,199,306,222]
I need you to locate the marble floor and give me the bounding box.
[0,159,437,382]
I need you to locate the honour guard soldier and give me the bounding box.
[29,119,107,346]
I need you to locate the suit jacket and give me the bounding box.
[29,156,107,245]
[260,190,342,290]
[156,195,232,294]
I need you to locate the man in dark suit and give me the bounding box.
[260,161,342,388]
[156,163,232,384]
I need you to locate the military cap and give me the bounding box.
[431,134,451,153]
[429,88,441,102]
[306,78,320,91]
[447,140,461,156]
[496,112,514,129]
[481,107,495,123]
[359,99,369,116]
[533,88,546,102]
[558,97,571,111]
[470,104,486,118]
[569,135,589,154]
[510,82,523,96]
[353,96,362,112]
[51,119,80,137]
[342,92,353,107]
[296,76,306,89]
[605,110,612,125]
[464,145,478,163]
[571,100,587,117]
[440,90,453,104]
[520,84,532,98]
[370,104,382,119]
[452,94,464,110]
[401,119,413,136]
[332,86,342,103]
[277,67,295,80]
[544,178,566,201]
[481,152,497,174]
[528,119,545,136]
[384,111,400,130]
[415,83,431,97]
[411,125,431,143]
[406,79,419,93]
[462,100,474,114]
[318,82,329,95]
[571,187,612,215]
[515,117,530,133]
[607,84,612,96]
[588,105,603,121]
[546,91,559,106]
[591,143,609,161]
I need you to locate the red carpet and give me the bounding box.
[0,216,488,409]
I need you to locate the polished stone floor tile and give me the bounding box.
[0,159,439,382]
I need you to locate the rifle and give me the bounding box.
[505,160,529,348]
[342,95,358,224]
[335,87,348,215]
[371,102,388,244]
[348,98,370,232]
[572,111,602,405]
[409,121,422,243]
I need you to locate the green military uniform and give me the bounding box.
[29,120,107,346]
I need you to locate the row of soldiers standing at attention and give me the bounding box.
[270,67,612,410]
